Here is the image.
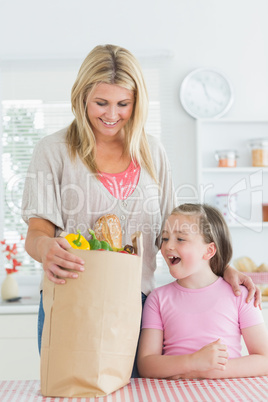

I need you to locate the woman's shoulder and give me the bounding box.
[30,128,69,168]
[147,134,164,150]
[33,128,69,161]
[37,127,68,148]
[146,134,168,165]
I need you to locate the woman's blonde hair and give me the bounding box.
[171,203,233,276]
[66,44,157,181]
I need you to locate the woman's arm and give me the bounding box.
[223,266,261,307]
[179,323,268,379]
[137,328,228,379]
[25,218,85,284]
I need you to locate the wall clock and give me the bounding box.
[180,68,234,119]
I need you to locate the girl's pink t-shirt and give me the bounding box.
[142,277,264,358]
[98,160,140,200]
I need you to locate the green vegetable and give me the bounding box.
[100,240,113,251]
[88,229,101,250]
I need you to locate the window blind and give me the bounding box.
[0,55,173,276]
[1,101,73,274]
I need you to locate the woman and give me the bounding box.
[21,44,260,376]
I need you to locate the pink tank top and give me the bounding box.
[98,160,141,200]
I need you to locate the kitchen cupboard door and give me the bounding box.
[0,314,39,380]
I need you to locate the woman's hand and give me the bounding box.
[223,265,262,308]
[38,236,85,284]
[25,218,85,284]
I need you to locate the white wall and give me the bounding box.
[1,0,268,189]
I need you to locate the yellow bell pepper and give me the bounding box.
[65,230,90,250]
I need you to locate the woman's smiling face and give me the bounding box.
[86,83,135,140]
[161,213,213,282]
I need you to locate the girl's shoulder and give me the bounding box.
[149,281,177,299]
[220,277,250,303]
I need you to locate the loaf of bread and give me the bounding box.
[262,287,268,296]
[233,256,257,272]
[256,263,268,272]
[94,214,122,249]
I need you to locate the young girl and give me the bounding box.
[137,203,268,379]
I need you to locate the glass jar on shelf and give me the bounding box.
[248,138,268,167]
[262,203,268,222]
[215,193,238,224]
[215,149,238,167]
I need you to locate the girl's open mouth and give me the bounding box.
[168,256,181,265]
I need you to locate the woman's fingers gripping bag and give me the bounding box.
[41,231,143,398]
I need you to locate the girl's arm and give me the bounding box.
[179,323,268,379]
[25,218,85,284]
[137,328,228,379]
[223,266,261,307]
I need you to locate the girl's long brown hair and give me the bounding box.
[171,203,233,276]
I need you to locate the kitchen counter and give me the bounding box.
[1,294,267,315]
[1,377,268,401]
[1,273,268,315]
[1,275,268,382]
[0,297,39,314]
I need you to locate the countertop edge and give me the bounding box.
[0,302,268,316]
[0,305,39,315]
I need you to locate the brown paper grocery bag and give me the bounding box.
[41,232,143,398]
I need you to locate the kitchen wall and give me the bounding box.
[1,0,268,190]
[1,2,268,376]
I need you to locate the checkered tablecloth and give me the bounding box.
[0,377,267,401]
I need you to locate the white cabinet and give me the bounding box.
[196,120,268,266]
[0,314,40,380]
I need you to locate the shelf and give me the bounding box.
[196,119,268,124]
[196,120,268,266]
[203,167,268,173]
[228,222,268,229]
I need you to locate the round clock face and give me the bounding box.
[180,68,234,119]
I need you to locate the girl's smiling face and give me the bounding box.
[161,213,216,287]
[86,83,135,140]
